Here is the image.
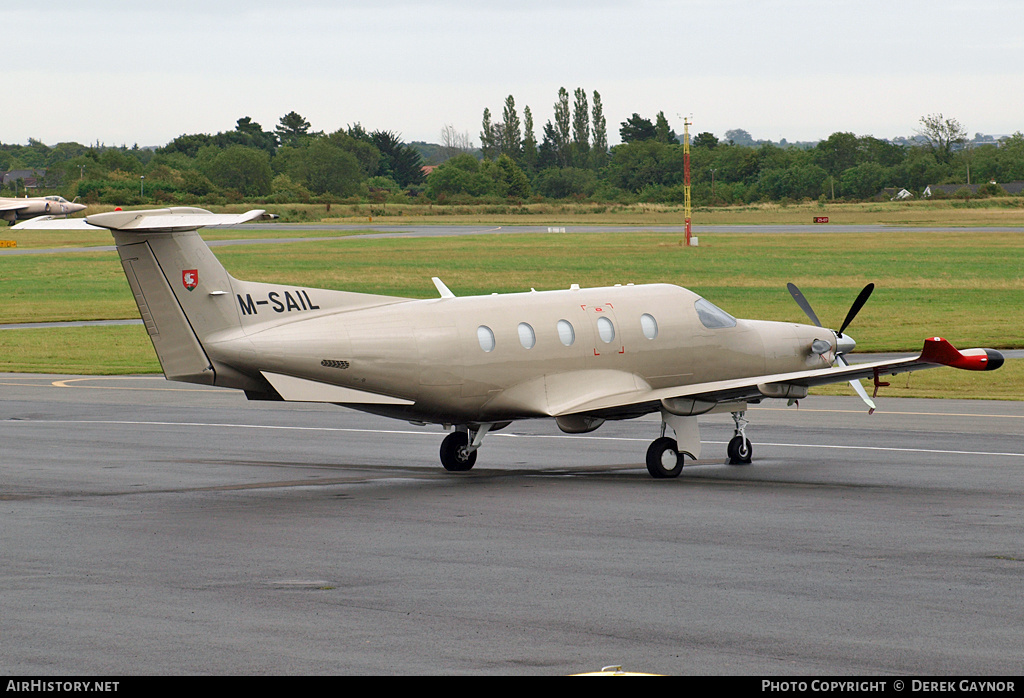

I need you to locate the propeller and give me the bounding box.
[787,282,877,413]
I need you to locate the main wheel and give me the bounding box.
[727,435,753,465]
[440,431,477,472]
[646,436,683,478]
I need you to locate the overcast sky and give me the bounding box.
[6,1,1023,149]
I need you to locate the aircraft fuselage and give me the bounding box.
[0,196,86,222]
[205,282,834,424]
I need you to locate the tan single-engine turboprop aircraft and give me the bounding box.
[16,208,1005,478]
[0,195,86,223]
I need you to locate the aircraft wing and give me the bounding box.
[550,338,1003,418]
[0,202,31,213]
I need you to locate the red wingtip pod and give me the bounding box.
[919,337,1004,371]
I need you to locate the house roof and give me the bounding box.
[2,169,46,187]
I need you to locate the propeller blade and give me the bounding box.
[787,283,822,327]
[837,353,876,413]
[847,377,877,414]
[838,283,874,336]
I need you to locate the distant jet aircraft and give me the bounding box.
[0,195,86,224]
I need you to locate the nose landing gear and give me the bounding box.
[727,411,752,465]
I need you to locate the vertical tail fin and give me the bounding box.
[89,208,269,386]
[84,207,408,392]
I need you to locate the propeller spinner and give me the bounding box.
[787,282,877,413]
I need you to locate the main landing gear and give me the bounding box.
[646,410,700,478]
[646,436,684,479]
[439,424,492,472]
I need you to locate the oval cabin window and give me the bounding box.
[557,319,575,346]
[477,325,495,352]
[640,313,658,340]
[518,322,536,349]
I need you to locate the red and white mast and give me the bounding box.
[683,117,693,246]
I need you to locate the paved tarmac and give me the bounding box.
[2,374,1022,675]
[3,222,1021,674]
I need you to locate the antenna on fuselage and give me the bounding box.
[432,277,456,299]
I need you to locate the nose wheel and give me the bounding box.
[727,411,753,465]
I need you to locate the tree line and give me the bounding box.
[0,112,425,206]
[3,103,1024,207]
[430,100,1024,204]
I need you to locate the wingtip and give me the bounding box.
[919,337,1004,371]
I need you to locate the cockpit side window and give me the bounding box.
[695,298,737,329]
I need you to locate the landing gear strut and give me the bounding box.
[727,411,753,465]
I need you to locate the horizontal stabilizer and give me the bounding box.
[13,207,275,232]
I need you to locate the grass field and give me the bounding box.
[308,198,1024,228]
[1,207,1020,399]
[5,197,1024,241]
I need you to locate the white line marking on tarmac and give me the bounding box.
[6,419,1024,459]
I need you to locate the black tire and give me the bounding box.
[440,431,477,472]
[646,436,683,478]
[727,435,753,465]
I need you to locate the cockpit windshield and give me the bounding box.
[695,298,737,329]
[43,196,70,203]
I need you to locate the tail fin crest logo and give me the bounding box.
[183,269,198,291]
